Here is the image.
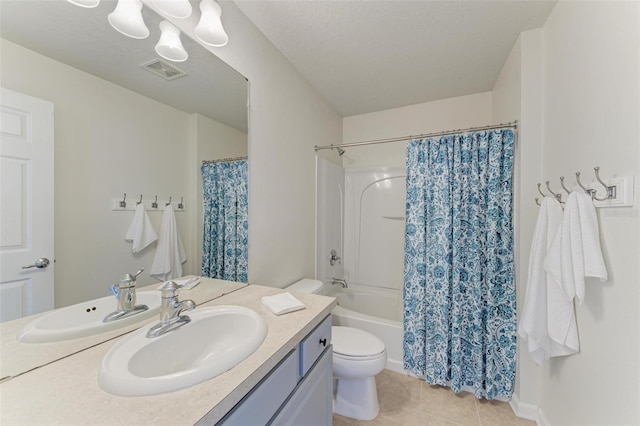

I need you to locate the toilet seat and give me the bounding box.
[332,326,385,358]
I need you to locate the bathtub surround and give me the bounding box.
[201,159,249,282]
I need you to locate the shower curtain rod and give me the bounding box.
[202,156,248,164]
[314,120,518,152]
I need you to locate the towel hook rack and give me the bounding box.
[119,193,127,208]
[166,196,172,206]
[545,181,563,202]
[559,176,571,195]
[178,197,184,209]
[137,194,143,205]
[152,196,158,209]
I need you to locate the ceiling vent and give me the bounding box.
[140,58,188,81]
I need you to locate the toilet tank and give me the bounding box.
[287,279,324,295]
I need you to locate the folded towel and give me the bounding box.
[156,276,200,290]
[518,196,568,365]
[262,292,306,315]
[125,203,158,253]
[150,204,186,281]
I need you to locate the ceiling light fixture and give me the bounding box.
[108,0,150,39]
[155,20,188,62]
[148,0,192,19]
[67,0,100,8]
[194,0,228,47]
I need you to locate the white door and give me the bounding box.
[0,88,54,322]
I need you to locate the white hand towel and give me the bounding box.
[125,203,158,253]
[518,196,568,365]
[150,205,186,281]
[262,292,306,315]
[156,276,200,290]
[545,192,607,304]
[574,192,608,302]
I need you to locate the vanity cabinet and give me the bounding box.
[217,315,332,426]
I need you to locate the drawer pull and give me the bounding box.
[319,338,327,347]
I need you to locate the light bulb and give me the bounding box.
[194,0,228,47]
[67,0,100,8]
[108,0,149,40]
[148,0,192,19]
[155,20,188,62]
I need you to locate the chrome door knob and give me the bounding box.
[22,258,50,269]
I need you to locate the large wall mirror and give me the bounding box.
[0,0,248,377]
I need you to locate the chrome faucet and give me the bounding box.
[331,277,348,288]
[146,281,196,338]
[103,268,149,323]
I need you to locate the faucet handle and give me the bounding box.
[120,267,144,287]
[158,280,182,298]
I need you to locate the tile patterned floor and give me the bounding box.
[333,370,535,426]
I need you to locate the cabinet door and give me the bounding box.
[271,346,332,426]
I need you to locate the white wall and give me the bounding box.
[154,1,343,288]
[492,29,544,415]
[539,2,640,424]
[342,92,493,168]
[494,2,640,424]
[1,39,195,307]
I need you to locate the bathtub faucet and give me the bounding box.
[331,278,348,288]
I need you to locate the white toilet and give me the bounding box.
[287,279,387,420]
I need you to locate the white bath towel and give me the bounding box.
[125,203,158,253]
[518,196,567,365]
[150,204,186,281]
[261,292,306,315]
[572,192,608,302]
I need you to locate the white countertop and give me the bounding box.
[0,283,336,425]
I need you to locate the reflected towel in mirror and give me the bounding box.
[150,204,186,281]
[125,203,158,253]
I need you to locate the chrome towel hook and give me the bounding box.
[592,166,616,201]
[178,197,184,209]
[559,176,571,195]
[545,181,563,202]
[537,183,546,197]
[119,193,127,208]
[152,196,158,209]
[166,196,172,206]
[137,194,143,205]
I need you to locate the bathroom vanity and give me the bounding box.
[0,281,336,425]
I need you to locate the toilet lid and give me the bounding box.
[288,279,323,294]
[331,326,385,357]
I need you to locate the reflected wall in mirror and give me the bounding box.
[0,0,248,376]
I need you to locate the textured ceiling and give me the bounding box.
[235,0,557,117]
[0,0,248,132]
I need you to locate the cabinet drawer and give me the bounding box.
[299,315,331,377]
[219,348,299,426]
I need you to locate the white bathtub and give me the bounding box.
[328,283,404,373]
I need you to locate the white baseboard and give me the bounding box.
[509,393,540,423]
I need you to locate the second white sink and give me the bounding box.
[98,305,268,396]
[17,291,161,343]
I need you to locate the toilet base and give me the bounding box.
[333,376,380,420]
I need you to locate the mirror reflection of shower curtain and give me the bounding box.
[403,129,516,400]
[201,160,248,282]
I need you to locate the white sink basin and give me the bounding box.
[98,305,268,396]
[18,292,161,343]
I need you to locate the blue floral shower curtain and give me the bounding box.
[201,160,248,283]
[403,129,516,400]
